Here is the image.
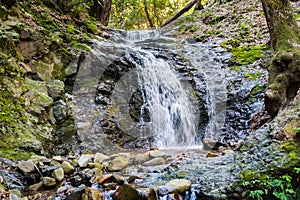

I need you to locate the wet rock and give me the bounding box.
[202,139,227,150]
[41,166,60,176]
[52,156,64,162]
[94,153,110,164]
[143,157,165,166]
[78,155,93,168]
[17,160,35,174]
[53,100,68,122]
[9,189,21,198]
[43,177,56,187]
[206,152,219,158]
[94,174,124,185]
[56,161,69,173]
[29,155,50,164]
[66,185,86,200]
[103,183,118,190]
[112,184,147,200]
[53,167,64,182]
[108,157,129,171]
[9,193,20,200]
[160,179,191,195]
[133,153,149,164]
[28,181,43,191]
[82,187,101,200]
[149,150,166,158]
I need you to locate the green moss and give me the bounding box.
[230,44,266,65]
[66,25,75,34]
[70,40,91,51]
[244,71,262,80]
[85,21,98,34]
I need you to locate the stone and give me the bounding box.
[9,189,21,197]
[43,177,56,187]
[78,155,93,168]
[52,156,63,162]
[94,153,109,164]
[29,181,43,191]
[160,179,191,195]
[53,167,64,182]
[61,161,75,174]
[108,156,129,171]
[83,187,102,200]
[202,139,217,150]
[142,157,165,166]
[149,150,166,158]
[46,80,65,99]
[202,139,227,150]
[206,152,219,158]
[53,100,68,122]
[17,160,35,174]
[112,184,147,200]
[66,184,86,200]
[133,153,149,164]
[93,174,124,185]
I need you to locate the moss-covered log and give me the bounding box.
[262,0,300,116]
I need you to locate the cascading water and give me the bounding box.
[124,31,197,147]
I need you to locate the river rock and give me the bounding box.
[143,157,165,166]
[133,153,149,164]
[94,174,124,185]
[61,161,75,174]
[108,156,129,171]
[94,153,109,164]
[112,184,147,200]
[53,167,64,182]
[149,150,166,158]
[17,160,35,174]
[66,184,86,200]
[78,155,93,168]
[29,181,43,191]
[82,187,101,200]
[160,179,191,195]
[43,177,56,187]
[206,152,219,158]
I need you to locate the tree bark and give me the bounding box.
[195,0,204,10]
[161,0,198,28]
[91,0,112,26]
[261,0,300,116]
[143,0,154,28]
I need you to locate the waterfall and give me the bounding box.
[131,50,197,147]
[184,41,227,140]
[122,31,197,147]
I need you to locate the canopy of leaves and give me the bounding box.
[109,0,191,29]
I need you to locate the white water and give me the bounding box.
[125,31,197,147]
[184,41,227,140]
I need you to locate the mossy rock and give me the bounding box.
[230,44,266,65]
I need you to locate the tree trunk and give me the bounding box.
[195,0,204,10]
[143,0,154,28]
[261,0,300,116]
[91,0,112,26]
[161,0,198,27]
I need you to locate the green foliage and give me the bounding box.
[244,168,300,200]
[109,0,191,29]
[66,25,75,34]
[230,44,266,65]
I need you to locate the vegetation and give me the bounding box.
[242,168,300,200]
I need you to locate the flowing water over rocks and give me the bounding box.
[60,28,268,199]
